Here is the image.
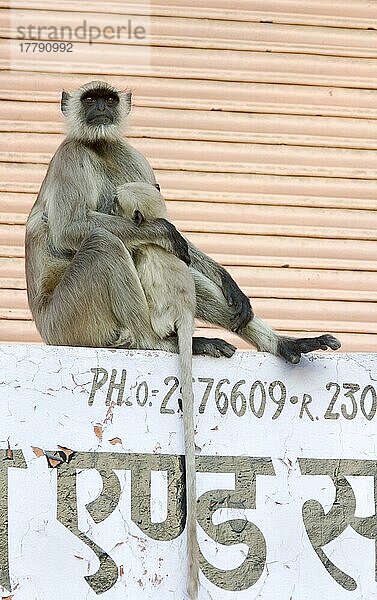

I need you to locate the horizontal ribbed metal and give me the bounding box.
[1,1,376,350]
[8,0,377,29]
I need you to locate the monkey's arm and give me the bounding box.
[45,147,190,263]
[92,213,190,263]
[50,207,190,265]
[187,241,253,332]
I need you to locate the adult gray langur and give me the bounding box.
[25,79,341,362]
[113,181,199,599]
[25,80,233,357]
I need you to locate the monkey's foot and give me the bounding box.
[193,337,236,358]
[220,271,253,332]
[277,334,341,364]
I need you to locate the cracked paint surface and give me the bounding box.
[0,344,377,599]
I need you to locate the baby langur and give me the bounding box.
[114,182,199,600]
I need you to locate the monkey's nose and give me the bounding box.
[97,99,106,111]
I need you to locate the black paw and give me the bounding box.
[278,334,341,364]
[220,272,253,332]
[159,219,191,265]
[193,337,236,358]
[172,227,191,265]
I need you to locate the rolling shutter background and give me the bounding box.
[1,0,377,350]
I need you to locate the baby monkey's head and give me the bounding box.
[114,182,167,224]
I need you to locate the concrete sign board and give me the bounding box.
[0,345,377,599]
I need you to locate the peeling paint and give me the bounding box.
[31,447,44,458]
[0,346,377,599]
[93,425,103,441]
[109,438,123,446]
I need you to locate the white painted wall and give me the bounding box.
[0,345,377,599]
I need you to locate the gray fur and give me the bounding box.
[26,82,191,348]
[26,80,340,363]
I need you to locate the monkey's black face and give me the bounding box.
[81,89,119,127]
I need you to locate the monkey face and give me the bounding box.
[61,81,132,142]
[81,88,120,127]
[116,182,168,222]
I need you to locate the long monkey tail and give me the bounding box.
[177,313,199,600]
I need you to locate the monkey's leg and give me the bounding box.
[188,241,252,331]
[192,271,341,364]
[42,228,162,348]
[41,229,231,357]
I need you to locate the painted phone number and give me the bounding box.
[88,368,377,422]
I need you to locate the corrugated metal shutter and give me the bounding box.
[1,0,377,350]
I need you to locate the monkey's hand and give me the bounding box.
[156,219,191,265]
[220,271,253,332]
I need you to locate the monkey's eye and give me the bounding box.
[106,96,116,104]
[84,96,95,104]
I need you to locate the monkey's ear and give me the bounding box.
[154,183,161,192]
[133,209,144,226]
[60,91,71,116]
[124,91,132,115]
